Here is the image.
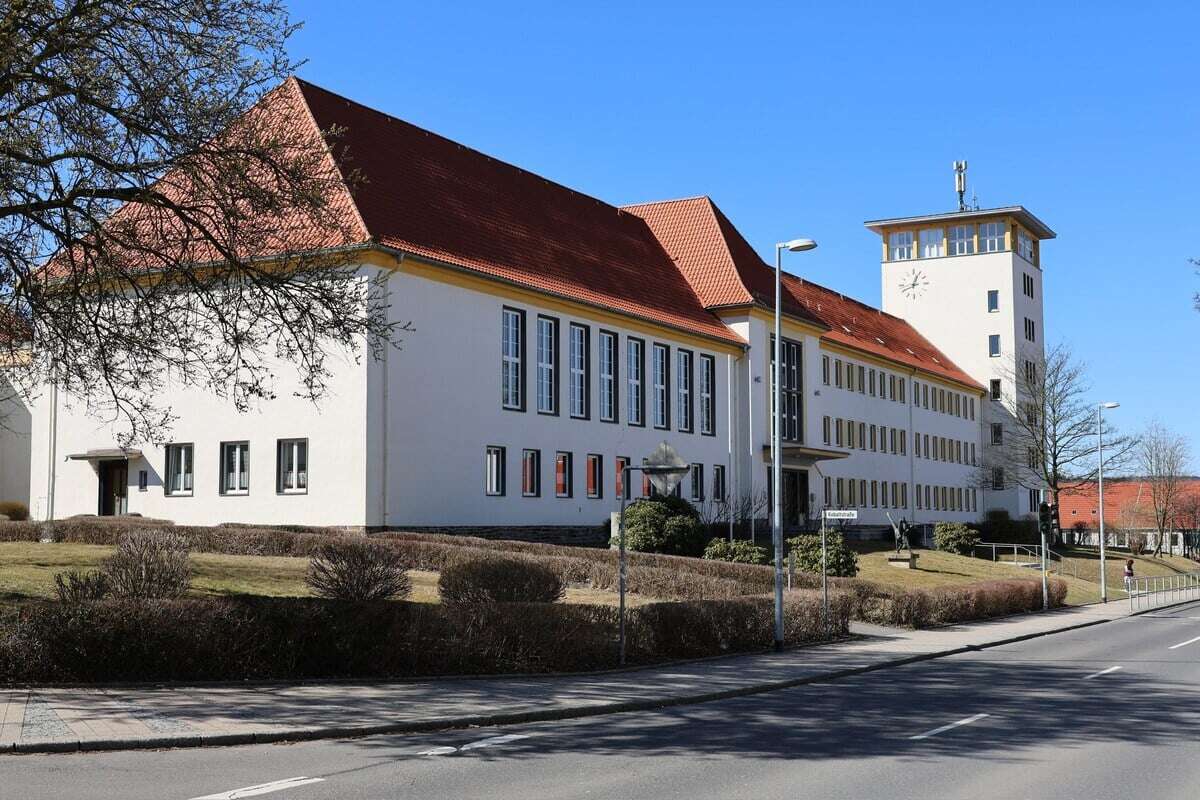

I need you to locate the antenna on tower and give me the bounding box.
[952,160,968,211]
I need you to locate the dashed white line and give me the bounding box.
[1168,635,1200,650]
[189,777,325,800]
[1084,666,1123,679]
[418,733,532,756]
[908,713,989,741]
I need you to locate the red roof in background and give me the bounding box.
[294,80,741,345]
[625,196,981,389]
[1058,479,1200,529]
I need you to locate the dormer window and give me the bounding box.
[889,231,914,260]
[949,224,975,255]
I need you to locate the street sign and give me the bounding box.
[642,441,689,496]
[823,509,858,520]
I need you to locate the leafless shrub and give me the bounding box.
[103,531,192,599]
[438,555,565,606]
[53,570,111,604]
[305,539,411,601]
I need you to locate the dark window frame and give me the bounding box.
[501,306,527,412]
[598,328,619,424]
[536,314,560,416]
[568,322,591,420]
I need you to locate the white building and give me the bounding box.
[23,79,1053,542]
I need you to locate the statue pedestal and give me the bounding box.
[887,552,919,569]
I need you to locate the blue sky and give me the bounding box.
[287,0,1199,469]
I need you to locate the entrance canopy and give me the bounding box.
[66,447,143,461]
[761,444,849,468]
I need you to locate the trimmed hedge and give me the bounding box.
[439,554,565,605]
[0,592,848,683]
[703,538,769,565]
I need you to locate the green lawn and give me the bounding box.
[851,542,1198,606]
[0,542,641,607]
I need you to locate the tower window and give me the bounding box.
[949,224,975,255]
[920,228,944,258]
[1018,231,1035,263]
[889,231,914,261]
[988,335,1001,357]
[990,379,1001,400]
[980,221,1006,253]
[987,290,999,313]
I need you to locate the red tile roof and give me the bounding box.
[1058,480,1200,529]
[292,80,742,345]
[625,196,981,389]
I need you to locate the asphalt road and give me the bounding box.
[4,601,1200,800]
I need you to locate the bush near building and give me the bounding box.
[786,532,859,577]
[438,553,565,606]
[0,502,29,521]
[611,497,707,557]
[933,522,981,556]
[702,538,769,565]
[306,539,411,601]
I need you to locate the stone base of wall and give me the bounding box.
[384,525,609,548]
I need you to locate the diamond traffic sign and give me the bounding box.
[642,441,689,496]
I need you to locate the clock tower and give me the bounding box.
[866,201,1055,519]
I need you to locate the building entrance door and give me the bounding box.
[782,469,808,531]
[98,460,128,516]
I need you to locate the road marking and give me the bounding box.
[908,713,989,741]
[1084,666,1123,679]
[189,777,325,799]
[418,734,531,756]
[1168,635,1200,650]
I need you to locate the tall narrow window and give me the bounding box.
[822,355,830,385]
[501,308,524,410]
[615,456,630,500]
[689,463,704,502]
[485,446,506,496]
[898,378,906,404]
[586,454,602,499]
[1024,317,1036,342]
[992,467,1005,491]
[920,228,944,258]
[987,289,999,312]
[988,334,1001,357]
[889,231,914,260]
[980,221,1005,252]
[822,416,831,445]
[627,338,644,425]
[220,441,249,495]
[569,323,589,419]
[990,379,1002,400]
[536,316,558,414]
[991,423,1004,445]
[699,355,716,435]
[771,336,803,442]
[599,331,617,422]
[522,449,540,497]
[870,369,877,396]
[555,452,573,498]
[164,443,193,496]
[858,365,866,394]
[949,224,975,255]
[276,438,308,494]
[834,359,843,388]
[677,349,693,432]
[652,344,669,429]
[712,464,726,503]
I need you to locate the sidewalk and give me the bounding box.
[0,601,1137,754]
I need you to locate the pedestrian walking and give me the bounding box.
[1123,559,1135,594]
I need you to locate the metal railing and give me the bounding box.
[1128,572,1200,611]
[974,542,1044,565]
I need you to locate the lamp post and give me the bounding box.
[1097,401,1119,602]
[773,237,817,652]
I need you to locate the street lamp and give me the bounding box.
[1097,401,1119,602]
[772,237,817,652]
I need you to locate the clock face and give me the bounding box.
[900,268,929,299]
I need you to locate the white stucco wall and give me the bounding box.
[27,275,374,526]
[881,248,1046,518]
[381,266,740,527]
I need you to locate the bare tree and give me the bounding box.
[1,1,404,442]
[979,342,1135,540]
[1137,421,1192,557]
[1176,491,1200,558]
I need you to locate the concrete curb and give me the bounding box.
[2,607,1142,756]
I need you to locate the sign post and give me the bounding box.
[821,509,858,633]
[618,442,688,666]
